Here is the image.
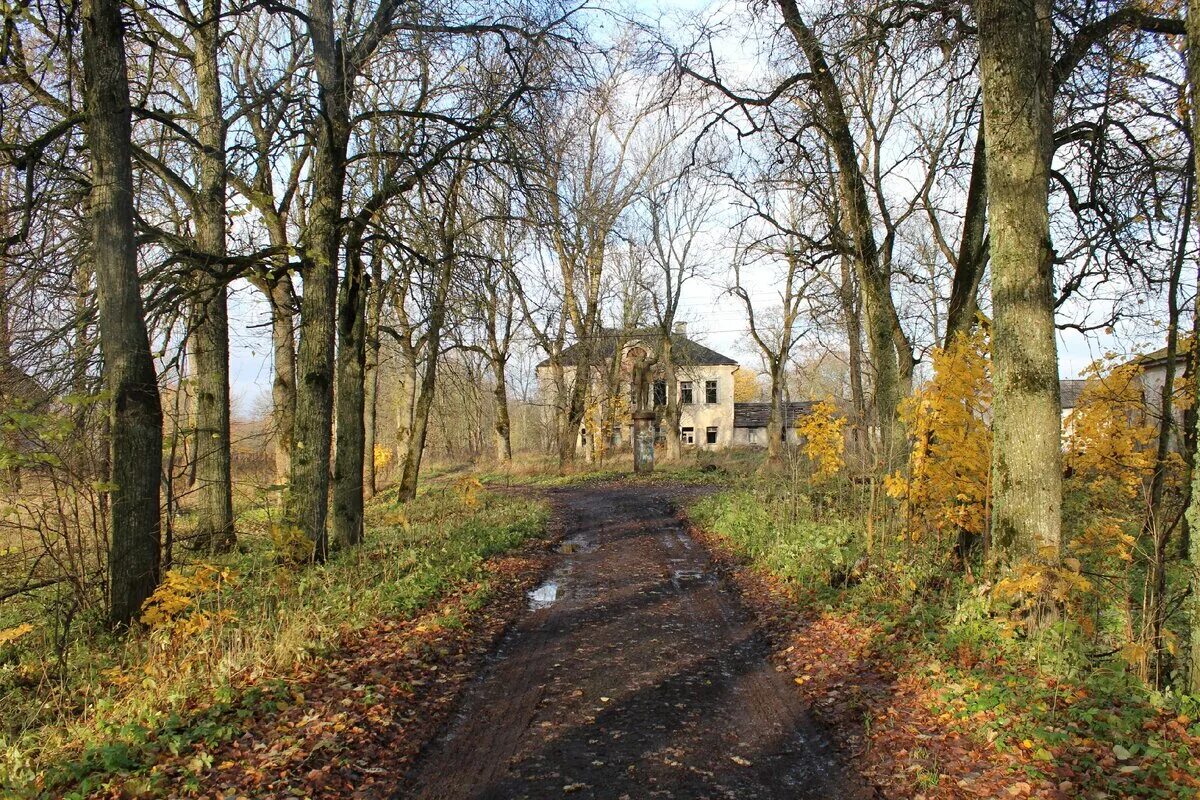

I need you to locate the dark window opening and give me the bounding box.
[681,426,695,445]
[680,381,694,404]
[705,380,718,404]
[653,380,666,407]
[706,426,718,445]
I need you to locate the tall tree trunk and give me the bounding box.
[399,352,440,500]
[840,256,868,461]
[1184,0,1200,693]
[662,336,681,461]
[254,216,297,488]
[1142,171,1191,685]
[266,269,296,485]
[83,0,164,625]
[979,0,1062,565]
[394,346,417,469]
[492,356,512,463]
[286,0,349,560]
[766,360,785,464]
[397,194,458,501]
[189,0,234,553]
[0,255,19,492]
[332,234,368,548]
[559,353,591,467]
[363,251,383,497]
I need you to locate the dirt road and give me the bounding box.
[400,482,872,800]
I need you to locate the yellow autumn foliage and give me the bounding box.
[455,475,484,508]
[1063,358,1155,562]
[993,557,1094,627]
[140,564,237,635]
[795,400,845,481]
[0,623,35,648]
[733,369,761,402]
[373,443,393,472]
[886,327,992,543]
[1065,359,1155,498]
[271,523,316,565]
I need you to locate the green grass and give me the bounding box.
[475,449,757,489]
[0,488,547,796]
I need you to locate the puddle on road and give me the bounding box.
[671,569,706,587]
[528,581,559,610]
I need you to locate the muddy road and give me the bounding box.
[399,482,871,800]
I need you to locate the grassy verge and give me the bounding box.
[475,450,759,489]
[0,486,547,796]
[689,485,1200,798]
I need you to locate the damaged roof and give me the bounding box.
[733,401,817,428]
[538,328,738,369]
[1059,379,1086,410]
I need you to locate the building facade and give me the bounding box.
[536,325,797,453]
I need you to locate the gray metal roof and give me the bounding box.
[538,329,738,369]
[733,401,817,428]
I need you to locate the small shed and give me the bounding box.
[732,401,817,447]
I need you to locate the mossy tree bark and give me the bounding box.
[1185,0,1200,693]
[189,0,234,554]
[83,0,164,626]
[285,0,352,561]
[978,0,1062,565]
[265,268,297,486]
[662,337,681,461]
[332,220,370,548]
[838,256,869,460]
[363,249,383,495]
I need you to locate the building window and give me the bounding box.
[681,426,695,445]
[706,426,718,445]
[705,379,718,404]
[653,380,666,407]
[680,381,693,404]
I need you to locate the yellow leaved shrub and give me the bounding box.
[885,326,992,548]
[795,399,846,481]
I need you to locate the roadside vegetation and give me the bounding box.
[0,482,546,796]
[475,451,756,488]
[689,340,1200,798]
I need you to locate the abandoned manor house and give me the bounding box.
[537,323,817,453]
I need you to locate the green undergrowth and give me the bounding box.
[689,485,1200,797]
[477,453,752,489]
[0,488,547,797]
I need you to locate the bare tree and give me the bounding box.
[731,221,821,465]
[530,60,676,466]
[636,152,718,461]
